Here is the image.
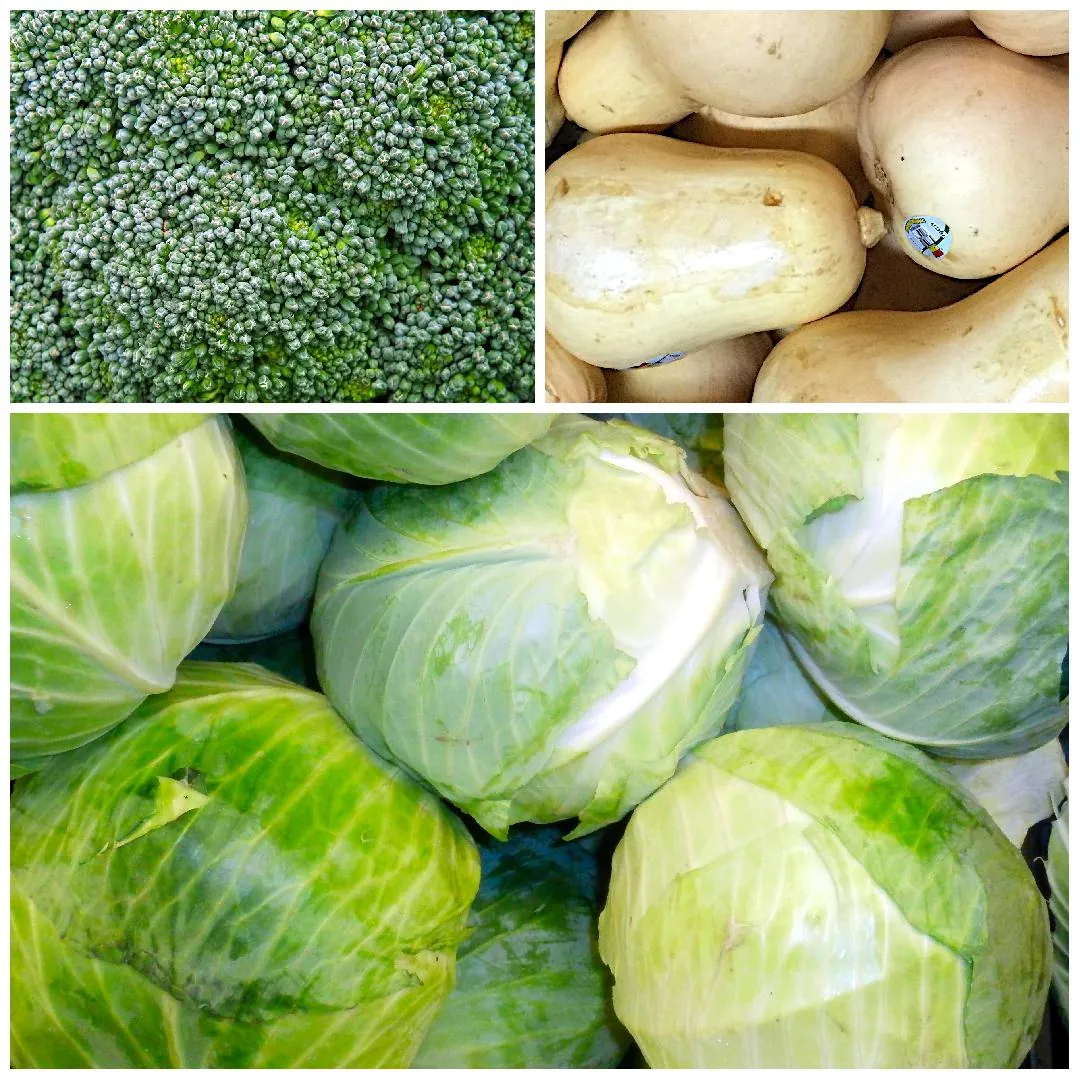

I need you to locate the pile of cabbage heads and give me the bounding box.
[9,412,1068,1068]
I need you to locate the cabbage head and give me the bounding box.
[733,620,1067,846]
[599,722,1051,1067]
[190,628,319,689]
[723,414,1068,758]
[10,662,480,1068]
[10,415,247,773]
[414,826,630,1068]
[245,413,554,484]
[314,416,770,837]
[730,617,840,731]
[207,424,357,643]
[1047,800,1069,1023]
[620,414,725,487]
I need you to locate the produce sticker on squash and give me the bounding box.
[904,215,952,259]
[636,353,686,368]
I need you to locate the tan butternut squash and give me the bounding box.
[559,12,687,134]
[546,10,595,48]
[560,11,891,134]
[753,233,1068,404]
[546,133,882,369]
[969,10,1069,56]
[886,10,982,52]
[858,37,1068,278]
[605,335,772,403]
[545,43,565,147]
[670,67,877,204]
[544,333,607,403]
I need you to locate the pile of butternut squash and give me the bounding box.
[544,10,1068,404]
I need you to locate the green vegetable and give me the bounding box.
[619,414,725,487]
[207,425,357,642]
[730,616,840,730]
[1047,801,1069,1023]
[11,662,480,1067]
[723,414,1068,758]
[11,10,534,403]
[599,722,1052,1067]
[732,619,1066,849]
[188,628,319,690]
[938,740,1067,848]
[314,416,771,837]
[414,826,630,1068]
[246,413,554,485]
[10,416,247,773]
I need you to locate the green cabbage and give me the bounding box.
[599,722,1052,1067]
[314,416,771,837]
[730,617,841,730]
[10,416,247,772]
[732,619,1067,848]
[245,413,554,485]
[1047,801,1069,1023]
[723,414,1068,758]
[207,425,358,643]
[188,627,319,689]
[619,414,725,487]
[414,826,629,1067]
[10,662,480,1068]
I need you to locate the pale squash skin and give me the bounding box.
[885,10,982,52]
[753,233,1068,404]
[670,67,877,204]
[546,134,878,369]
[560,11,891,134]
[559,12,691,134]
[859,37,1068,279]
[605,335,772,404]
[544,333,607,403]
[545,10,595,48]
[969,10,1069,56]
[545,43,565,147]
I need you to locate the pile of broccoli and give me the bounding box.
[10,10,534,403]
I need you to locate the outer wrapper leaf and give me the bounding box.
[245,413,554,484]
[10,662,480,1068]
[10,417,248,769]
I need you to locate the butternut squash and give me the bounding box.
[969,10,1069,56]
[885,10,982,52]
[544,333,607,403]
[858,37,1068,278]
[605,335,772,403]
[545,43,565,146]
[546,133,883,369]
[546,10,595,48]
[670,67,876,204]
[560,11,891,134]
[753,233,1068,404]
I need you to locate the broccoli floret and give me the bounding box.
[10,10,534,403]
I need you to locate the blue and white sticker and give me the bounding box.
[634,352,685,369]
[903,215,952,260]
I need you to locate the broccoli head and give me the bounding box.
[10,9,535,403]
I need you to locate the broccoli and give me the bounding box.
[10,9,535,403]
